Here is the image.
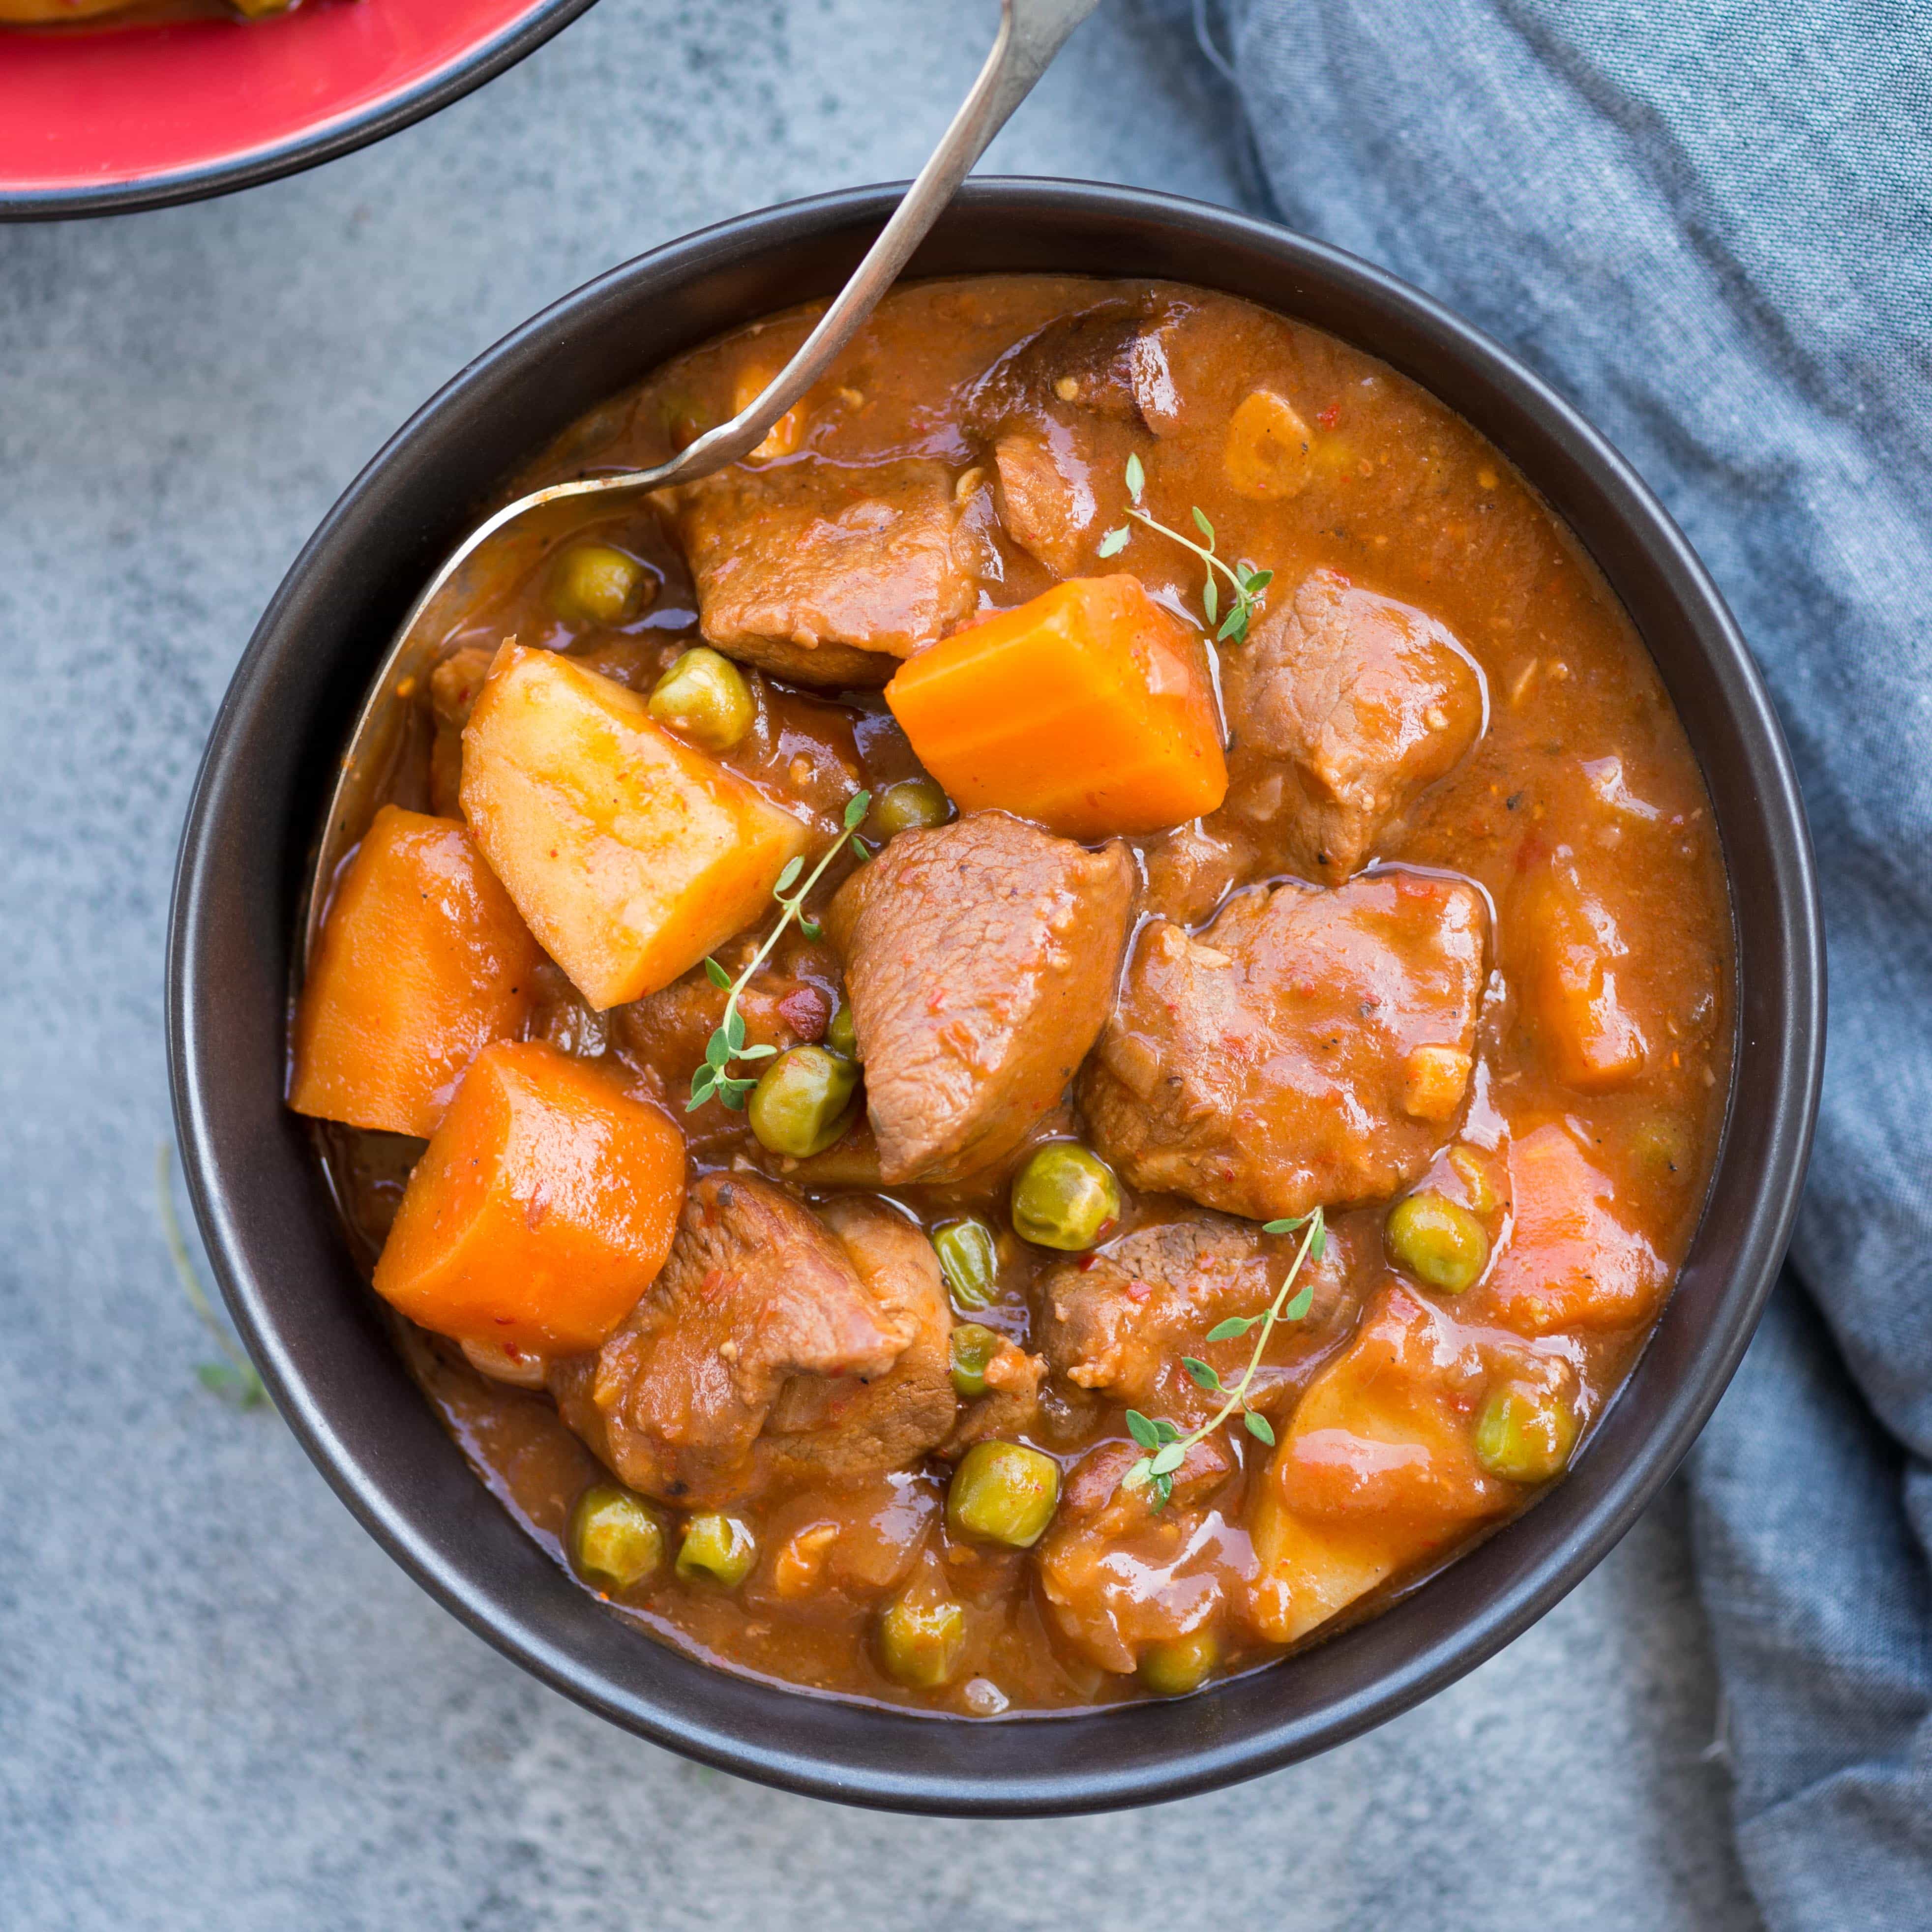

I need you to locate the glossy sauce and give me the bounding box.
[311,275,1733,1716]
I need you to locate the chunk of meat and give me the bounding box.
[962,293,1183,439]
[611,960,817,1110]
[661,459,974,686]
[1083,871,1488,1221]
[1036,1214,1355,1414]
[1219,568,1485,882]
[940,1336,1047,1459]
[964,295,1183,580]
[826,811,1135,1184]
[549,1175,953,1506]
[1246,1284,1512,1645]
[1467,1123,1665,1335]
[987,430,1102,581]
[1140,817,1249,926]
[1036,1436,1248,1674]
[759,1196,956,1489]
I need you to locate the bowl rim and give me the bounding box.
[0,0,602,223]
[167,178,1824,1814]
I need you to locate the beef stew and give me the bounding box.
[292,274,1733,1716]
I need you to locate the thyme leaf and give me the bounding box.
[1101,458,1272,644]
[686,789,870,1113]
[1119,1207,1326,1507]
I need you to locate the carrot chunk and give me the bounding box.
[1514,858,1649,1090]
[289,804,543,1138]
[1469,1123,1665,1336]
[884,575,1227,839]
[373,1040,684,1355]
[461,643,809,1009]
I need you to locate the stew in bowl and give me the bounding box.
[289,271,1734,1717]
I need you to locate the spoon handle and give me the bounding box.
[666,0,1105,484]
[303,0,1101,955]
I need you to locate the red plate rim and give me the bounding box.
[0,0,603,220]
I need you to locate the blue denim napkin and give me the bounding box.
[1188,1,1932,1921]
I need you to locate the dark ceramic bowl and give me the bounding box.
[167,180,1823,1815]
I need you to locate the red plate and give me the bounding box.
[0,0,601,219]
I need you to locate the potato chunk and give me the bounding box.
[1246,1286,1511,1645]
[289,805,542,1137]
[461,644,808,1009]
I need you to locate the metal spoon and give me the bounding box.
[305,0,1104,951]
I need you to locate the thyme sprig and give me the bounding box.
[1122,1206,1325,1507]
[156,1142,268,1410]
[1098,453,1273,645]
[687,788,871,1112]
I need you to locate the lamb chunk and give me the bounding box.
[1220,567,1485,882]
[549,1174,952,1506]
[1082,871,1487,1222]
[756,1196,955,1491]
[660,458,974,687]
[1036,1435,1242,1674]
[1036,1214,1356,1413]
[987,429,1100,580]
[940,1336,1046,1459]
[826,811,1135,1184]
[1140,817,1249,926]
[964,295,1183,579]
[962,294,1183,439]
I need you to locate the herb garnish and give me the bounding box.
[1121,1206,1325,1507]
[156,1142,268,1410]
[1098,453,1274,645]
[687,789,871,1112]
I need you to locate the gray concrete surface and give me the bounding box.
[0,1,1763,1924]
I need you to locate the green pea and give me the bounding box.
[1138,1630,1219,1697]
[1010,1142,1121,1252]
[675,1512,757,1588]
[550,542,646,626]
[868,777,951,838]
[1385,1189,1490,1293]
[1474,1383,1579,1484]
[1630,1110,1694,1177]
[647,646,754,753]
[932,1217,999,1310]
[748,1045,861,1158]
[824,1001,859,1061]
[567,1484,665,1593]
[877,1594,966,1689]
[946,1440,1061,1548]
[949,1323,1003,1398]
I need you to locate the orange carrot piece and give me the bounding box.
[372,1040,684,1355]
[461,643,809,1010]
[1514,859,1649,1091]
[1469,1123,1665,1336]
[884,575,1227,839]
[289,804,543,1138]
